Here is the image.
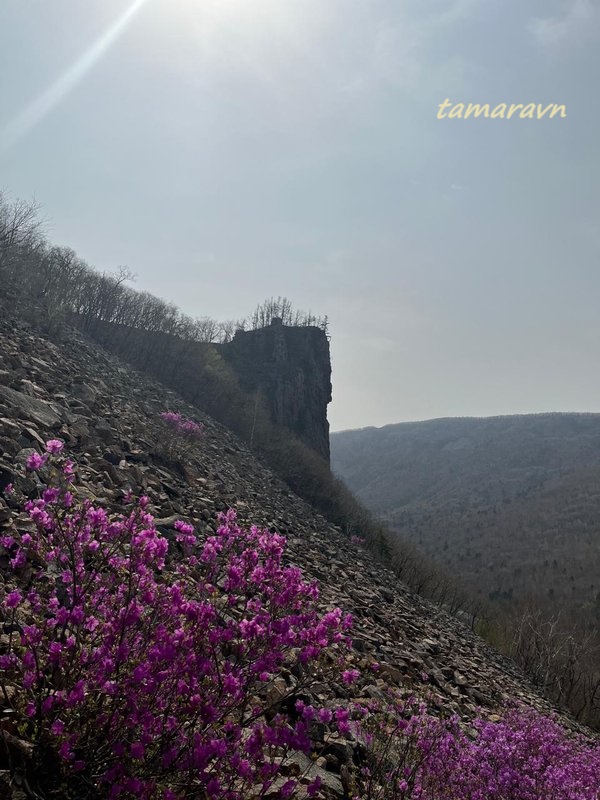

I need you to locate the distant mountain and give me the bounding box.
[331,414,600,614]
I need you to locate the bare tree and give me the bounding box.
[0,193,43,271]
[509,602,600,724]
[247,296,327,331]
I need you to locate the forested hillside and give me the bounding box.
[332,416,600,721]
[331,415,600,612]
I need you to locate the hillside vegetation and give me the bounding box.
[332,415,600,722]
[331,415,600,611]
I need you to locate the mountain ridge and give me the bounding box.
[333,410,600,435]
[331,413,600,614]
[332,412,600,506]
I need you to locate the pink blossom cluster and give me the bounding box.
[2,444,600,799]
[24,438,64,471]
[0,444,351,799]
[351,696,600,800]
[420,706,600,800]
[159,411,204,440]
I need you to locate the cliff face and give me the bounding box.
[218,320,332,461]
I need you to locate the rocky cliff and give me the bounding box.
[218,319,332,461]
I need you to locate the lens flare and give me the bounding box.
[0,0,149,154]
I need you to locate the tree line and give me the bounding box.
[0,191,326,341]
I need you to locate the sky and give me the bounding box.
[1,0,599,431]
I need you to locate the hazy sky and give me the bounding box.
[1,1,599,431]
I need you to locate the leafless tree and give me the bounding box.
[0,192,43,266]
[509,602,600,724]
[247,296,327,331]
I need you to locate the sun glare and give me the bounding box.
[165,0,320,66]
[0,0,150,153]
[0,0,323,154]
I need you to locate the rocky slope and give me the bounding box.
[0,312,592,795]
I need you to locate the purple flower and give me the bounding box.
[130,742,145,760]
[5,589,22,608]
[342,669,360,685]
[174,520,194,536]
[26,452,46,471]
[45,439,64,454]
[160,410,204,441]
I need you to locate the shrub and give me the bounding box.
[0,443,351,799]
[351,694,600,800]
[2,443,599,800]
[349,694,446,800]
[156,410,205,463]
[159,411,204,440]
[420,705,600,800]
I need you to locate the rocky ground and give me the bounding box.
[0,308,592,797]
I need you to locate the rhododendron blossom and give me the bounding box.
[25,451,46,470]
[2,442,599,799]
[159,411,204,439]
[0,444,351,799]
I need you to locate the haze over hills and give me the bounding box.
[331,414,600,614]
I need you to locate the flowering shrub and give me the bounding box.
[351,695,600,800]
[349,694,444,799]
[2,444,599,800]
[420,706,600,800]
[0,443,351,799]
[159,411,204,440]
[157,411,205,463]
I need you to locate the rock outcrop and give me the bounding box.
[218,319,332,461]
